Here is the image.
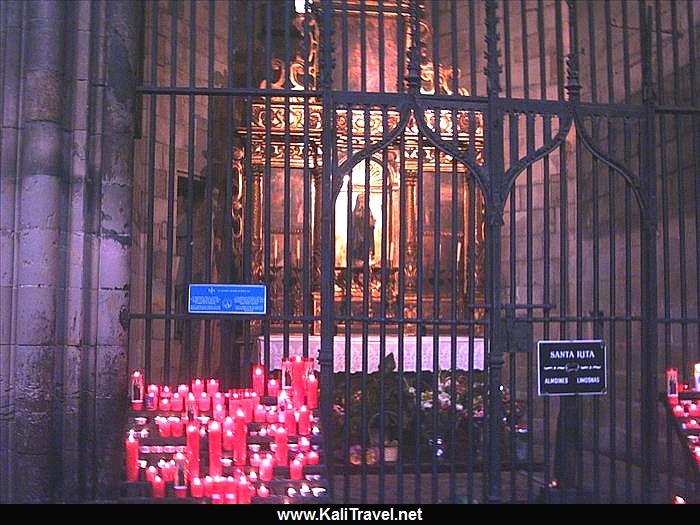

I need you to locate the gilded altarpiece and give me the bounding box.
[231,2,486,336]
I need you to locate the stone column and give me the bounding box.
[91,0,141,499]
[0,0,25,504]
[0,0,140,503]
[12,0,66,503]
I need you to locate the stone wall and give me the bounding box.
[0,0,140,503]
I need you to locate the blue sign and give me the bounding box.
[188,284,267,315]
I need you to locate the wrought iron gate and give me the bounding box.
[133,0,700,503]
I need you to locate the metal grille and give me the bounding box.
[132,0,700,503]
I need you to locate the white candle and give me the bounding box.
[457,241,461,263]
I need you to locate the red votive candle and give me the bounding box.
[158,459,174,483]
[275,426,288,466]
[242,392,255,421]
[214,403,226,422]
[213,391,224,406]
[203,476,214,497]
[690,403,700,417]
[306,373,318,409]
[238,477,252,504]
[285,407,297,436]
[160,385,172,399]
[253,365,266,397]
[198,392,210,412]
[152,475,165,499]
[159,397,171,412]
[146,465,158,482]
[297,405,311,436]
[266,407,277,423]
[290,459,303,481]
[224,476,236,495]
[223,429,234,451]
[192,379,204,397]
[213,475,224,496]
[291,355,305,390]
[254,404,267,423]
[268,379,279,398]
[299,436,311,452]
[307,450,319,465]
[257,484,270,498]
[186,424,200,478]
[190,477,204,498]
[207,379,219,396]
[177,384,189,397]
[170,416,183,437]
[224,493,236,505]
[125,431,139,481]
[674,404,686,418]
[250,452,261,467]
[208,421,223,477]
[229,392,241,416]
[170,392,183,412]
[260,458,273,482]
[156,416,171,438]
[234,409,248,466]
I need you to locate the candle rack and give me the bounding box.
[659,389,700,502]
[121,379,331,504]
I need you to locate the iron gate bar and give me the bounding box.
[183,0,196,384]
[641,4,661,503]
[586,2,601,500]
[484,0,504,503]
[397,127,407,504]
[603,2,617,499]
[656,0,674,501]
[144,0,158,380]
[303,0,313,365]
[204,0,215,379]
[692,0,700,419]
[671,1,690,441]
[163,0,177,385]
[225,0,237,384]
[319,0,336,501]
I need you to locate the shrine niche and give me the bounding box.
[232,0,486,336]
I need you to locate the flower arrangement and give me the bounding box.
[331,353,526,464]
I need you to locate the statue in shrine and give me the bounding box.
[350,193,376,268]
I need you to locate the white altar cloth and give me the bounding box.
[256,335,485,373]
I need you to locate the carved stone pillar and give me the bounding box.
[251,167,264,282]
